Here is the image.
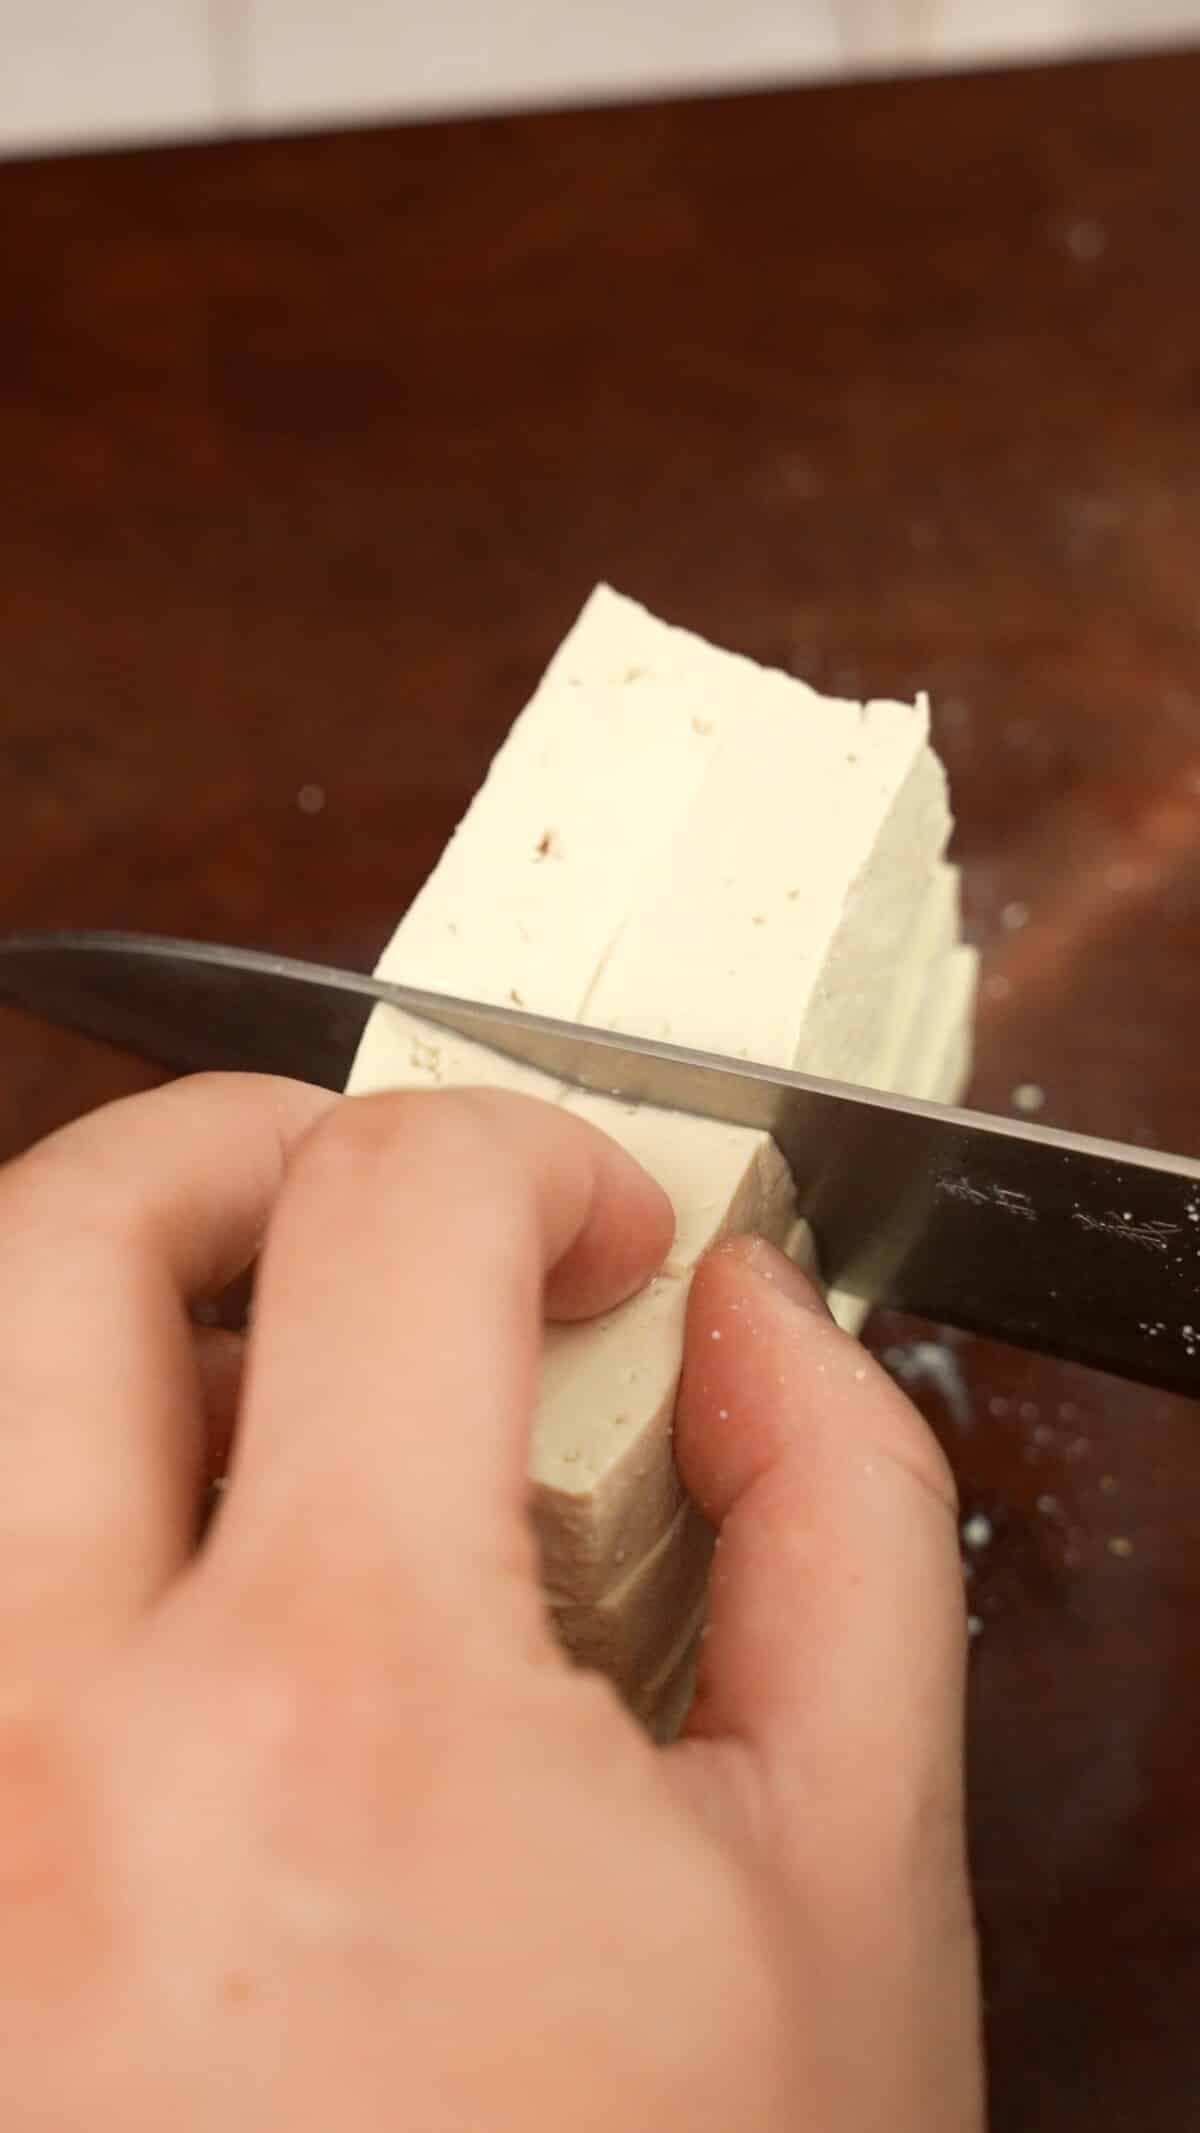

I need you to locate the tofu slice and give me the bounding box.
[347,587,977,1725]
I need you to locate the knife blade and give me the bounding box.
[1,927,1198,1400]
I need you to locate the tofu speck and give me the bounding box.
[1012,1082,1045,1114]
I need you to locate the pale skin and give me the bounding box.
[0,1077,984,2131]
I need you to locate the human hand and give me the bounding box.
[0,1076,982,2131]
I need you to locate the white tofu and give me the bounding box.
[347,586,977,1725]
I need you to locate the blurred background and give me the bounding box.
[2,0,1199,159]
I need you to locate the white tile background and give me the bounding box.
[0,0,1197,158]
[0,0,215,154]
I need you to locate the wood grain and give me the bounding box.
[2,47,1200,2126]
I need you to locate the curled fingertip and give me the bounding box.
[547,1136,675,1319]
[718,1234,832,1316]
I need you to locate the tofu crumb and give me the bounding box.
[967,1614,983,1640]
[1099,1474,1119,1496]
[962,1513,993,1551]
[1108,1536,1134,1559]
[718,1408,729,1420]
[1060,216,1108,263]
[1012,1082,1046,1114]
[1001,900,1030,931]
[982,973,1011,1001]
[988,1396,1009,1418]
[884,1340,971,1427]
[296,782,326,814]
[710,1329,722,1341]
[1036,1493,1060,1517]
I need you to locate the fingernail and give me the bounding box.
[734,1235,832,1315]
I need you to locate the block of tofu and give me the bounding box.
[347,586,977,1728]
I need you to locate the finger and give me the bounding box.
[216,1088,674,1610]
[672,1236,968,1882]
[0,1074,334,1676]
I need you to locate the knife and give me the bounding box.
[1,927,1198,1400]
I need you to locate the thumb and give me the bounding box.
[674,1235,968,1864]
[671,1236,981,2128]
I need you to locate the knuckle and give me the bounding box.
[293,1087,518,1202]
[223,1571,449,1802]
[876,1397,961,1522]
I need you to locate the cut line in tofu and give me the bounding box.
[347,586,978,1728]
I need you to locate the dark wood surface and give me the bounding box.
[3,46,1200,2126]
